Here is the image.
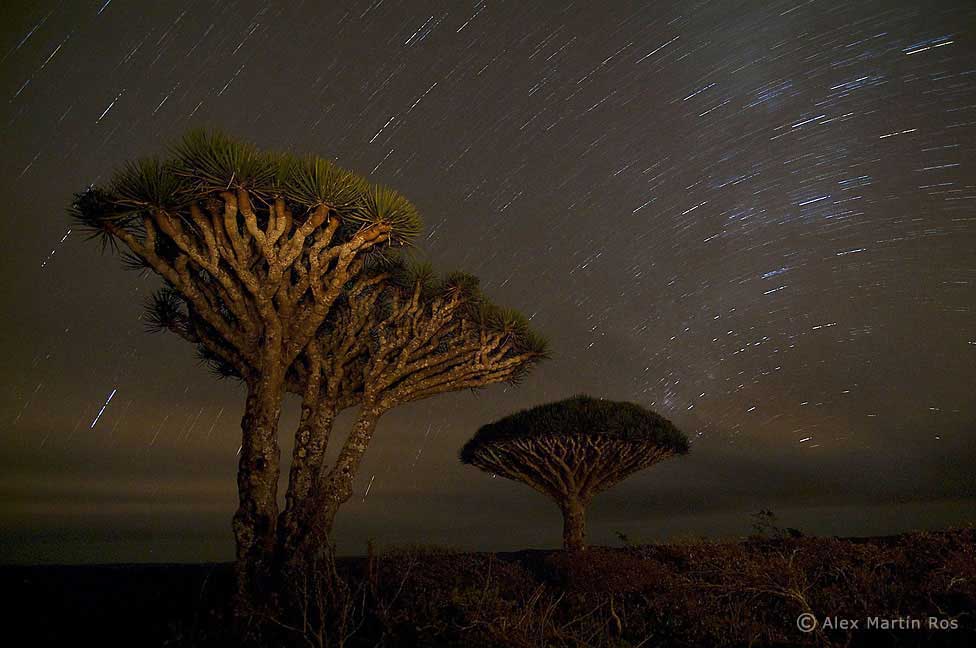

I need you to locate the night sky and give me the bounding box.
[2,0,974,564]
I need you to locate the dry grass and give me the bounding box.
[10,529,972,647]
[219,528,975,647]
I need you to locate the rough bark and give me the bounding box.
[560,497,587,551]
[278,281,541,560]
[232,363,285,609]
[292,406,383,559]
[76,157,435,635]
[276,402,336,565]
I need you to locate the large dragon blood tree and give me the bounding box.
[460,395,689,551]
[70,130,421,599]
[152,259,548,568]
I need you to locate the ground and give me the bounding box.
[4,528,974,647]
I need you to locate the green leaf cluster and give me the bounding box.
[69,129,423,246]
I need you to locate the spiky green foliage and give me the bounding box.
[389,260,436,293]
[283,155,371,213]
[120,250,152,273]
[194,345,245,381]
[143,287,186,334]
[142,286,246,381]
[350,186,423,244]
[69,186,136,252]
[438,271,481,300]
[474,303,550,357]
[111,158,191,210]
[170,129,280,197]
[517,327,550,358]
[73,129,424,247]
[460,396,689,464]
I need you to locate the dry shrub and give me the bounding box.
[174,529,976,647]
[540,547,669,594]
[366,547,539,646]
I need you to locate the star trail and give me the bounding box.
[1,0,973,563]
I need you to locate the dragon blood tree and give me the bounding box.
[161,260,549,566]
[460,395,689,551]
[295,263,549,557]
[70,130,421,600]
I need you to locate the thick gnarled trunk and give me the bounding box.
[560,498,587,551]
[233,367,285,609]
[288,406,384,561]
[276,401,336,566]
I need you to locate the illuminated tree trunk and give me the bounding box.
[276,400,337,570]
[289,406,384,561]
[278,410,334,537]
[560,497,587,551]
[232,361,285,608]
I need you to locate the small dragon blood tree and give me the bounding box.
[460,395,689,551]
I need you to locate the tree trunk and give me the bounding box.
[293,406,383,559]
[560,498,587,551]
[232,367,285,612]
[276,401,336,565]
